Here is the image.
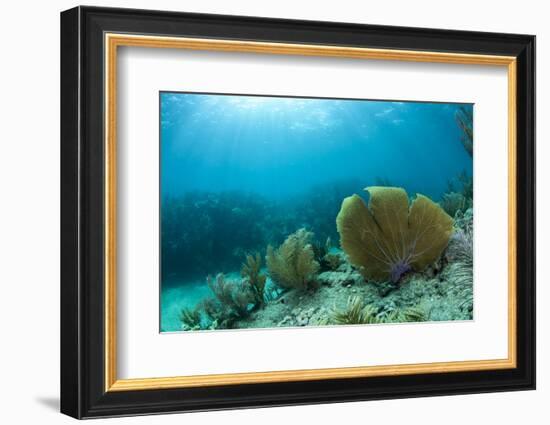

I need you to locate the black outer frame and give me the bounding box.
[60,5,535,419]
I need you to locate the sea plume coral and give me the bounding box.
[207,273,254,319]
[241,252,267,306]
[332,296,380,325]
[336,187,453,283]
[447,227,473,267]
[330,296,427,325]
[266,228,320,290]
[179,305,202,331]
[442,262,473,314]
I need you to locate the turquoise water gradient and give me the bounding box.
[161,93,471,200]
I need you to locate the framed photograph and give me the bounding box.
[60,6,535,419]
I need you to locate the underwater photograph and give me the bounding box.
[160,92,474,333]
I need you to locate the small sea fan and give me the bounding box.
[241,252,267,305]
[266,228,320,290]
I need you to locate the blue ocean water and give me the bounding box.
[160,92,473,332]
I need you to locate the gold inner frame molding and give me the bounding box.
[104,33,517,392]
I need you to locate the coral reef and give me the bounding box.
[162,179,364,283]
[455,106,473,157]
[178,242,474,332]
[172,187,472,333]
[336,187,454,283]
[266,228,320,290]
[162,191,270,281]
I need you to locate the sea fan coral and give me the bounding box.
[336,187,453,283]
[266,228,320,290]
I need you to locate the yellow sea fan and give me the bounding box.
[336,187,453,282]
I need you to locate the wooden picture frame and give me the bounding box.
[60,5,535,419]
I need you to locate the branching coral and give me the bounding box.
[266,228,320,290]
[241,252,267,306]
[336,187,453,283]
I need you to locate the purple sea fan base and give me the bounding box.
[390,260,412,283]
